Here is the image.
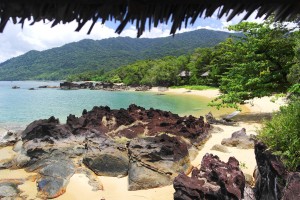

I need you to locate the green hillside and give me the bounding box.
[0,29,234,80]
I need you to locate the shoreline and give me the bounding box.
[0,88,286,200]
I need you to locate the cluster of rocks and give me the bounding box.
[0,104,210,198]
[174,154,247,200]
[173,140,300,200]
[2,105,299,199]
[60,81,151,91]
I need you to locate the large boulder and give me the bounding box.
[128,134,192,190]
[173,154,245,200]
[26,156,75,199]
[221,128,254,149]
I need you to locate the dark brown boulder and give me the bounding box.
[174,154,245,200]
[21,116,72,141]
[128,134,192,190]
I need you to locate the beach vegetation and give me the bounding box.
[258,100,300,171]
[209,21,297,109]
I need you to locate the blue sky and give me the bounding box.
[0,11,264,63]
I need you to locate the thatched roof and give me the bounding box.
[1,0,299,37]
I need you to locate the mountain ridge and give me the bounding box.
[0,29,235,80]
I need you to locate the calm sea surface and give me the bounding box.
[0,81,216,130]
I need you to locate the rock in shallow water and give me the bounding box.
[173,154,245,200]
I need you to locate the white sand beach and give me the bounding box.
[0,88,286,200]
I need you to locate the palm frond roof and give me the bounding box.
[1,0,299,37]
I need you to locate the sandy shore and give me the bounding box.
[0,89,286,200]
[149,87,221,99]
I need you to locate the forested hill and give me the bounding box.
[0,29,234,80]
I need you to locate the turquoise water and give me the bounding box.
[0,81,213,130]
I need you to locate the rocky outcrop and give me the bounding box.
[173,154,245,200]
[128,134,192,190]
[13,104,211,197]
[221,128,254,149]
[60,82,80,90]
[65,104,210,145]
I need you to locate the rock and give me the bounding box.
[282,172,300,200]
[210,144,229,153]
[60,82,80,90]
[15,105,211,195]
[173,154,245,200]
[0,182,19,198]
[221,128,254,149]
[0,130,18,147]
[254,141,287,200]
[79,82,94,89]
[128,134,192,190]
[11,86,20,89]
[38,85,48,88]
[35,157,75,199]
[83,138,129,177]
[21,116,72,141]
[205,112,235,125]
[65,104,210,145]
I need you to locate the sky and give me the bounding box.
[0,11,265,63]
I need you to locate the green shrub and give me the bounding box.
[258,100,300,171]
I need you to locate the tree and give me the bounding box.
[210,21,296,109]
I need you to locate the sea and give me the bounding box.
[0,81,217,131]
